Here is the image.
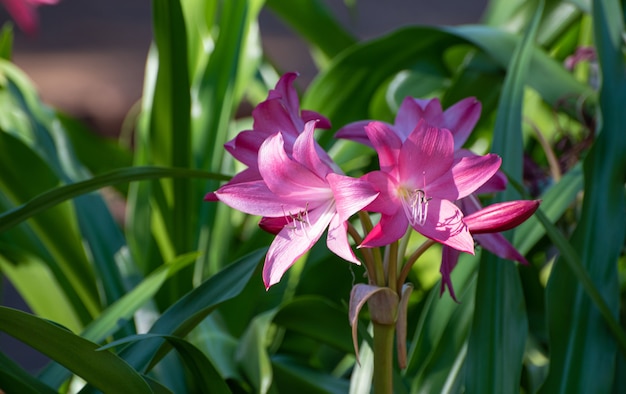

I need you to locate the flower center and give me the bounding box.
[283,203,312,238]
[400,188,431,227]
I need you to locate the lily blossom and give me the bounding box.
[214,121,378,288]
[360,121,501,253]
[205,72,331,202]
[440,197,541,300]
[336,96,481,150]
[1,0,58,36]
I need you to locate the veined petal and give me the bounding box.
[416,199,474,254]
[267,72,300,112]
[327,214,360,264]
[360,211,408,248]
[292,120,333,179]
[394,97,432,140]
[335,120,379,147]
[214,180,301,217]
[301,110,332,129]
[365,122,403,173]
[263,202,335,288]
[362,171,400,215]
[464,200,540,234]
[441,97,481,150]
[327,173,379,222]
[428,153,501,200]
[224,129,269,168]
[252,99,302,138]
[474,233,528,264]
[440,246,461,301]
[258,132,331,200]
[399,121,454,185]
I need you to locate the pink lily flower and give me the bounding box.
[205,72,331,202]
[336,96,480,150]
[440,197,540,300]
[214,120,378,288]
[1,0,58,36]
[360,120,501,253]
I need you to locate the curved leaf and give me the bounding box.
[0,166,229,233]
[0,307,151,393]
[540,0,626,391]
[465,2,544,393]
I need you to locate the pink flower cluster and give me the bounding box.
[207,73,539,297]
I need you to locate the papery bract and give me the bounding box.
[360,121,501,253]
[214,121,378,288]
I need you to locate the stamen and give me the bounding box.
[400,189,431,227]
[282,203,311,238]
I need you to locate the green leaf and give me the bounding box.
[100,333,232,394]
[513,163,583,255]
[404,253,478,392]
[0,351,57,394]
[0,166,228,234]
[118,248,265,372]
[273,296,353,353]
[36,253,197,388]
[265,0,356,59]
[236,310,276,394]
[0,307,151,393]
[150,0,193,257]
[540,0,626,391]
[303,24,592,138]
[465,2,544,393]
[272,355,350,394]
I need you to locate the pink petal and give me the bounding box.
[252,99,302,139]
[441,97,481,150]
[474,233,528,264]
[464,200,540,234]
[362,171,399,215]
[301,110,332,129]
[365,122,402,173]
[3,0,38,35]
[440,246,461,301]
[417,199,474,254]
[326,214,360,264]
[394,97,436,140]
[258,133,330,200]
[291,120,332,179]
[428,153,501,200]
[360,210,408,248]
[399,121,454,185]
[335,120,379,147]
[267,72,300,115]
[224,129,270,168]
[327,173,379,222]
[263,203,335,288]
[214,180,301,217]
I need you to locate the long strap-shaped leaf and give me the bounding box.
[0,166,228,233]
[539,0,626,392]
[465,2,543,393]
[0,306,152,393]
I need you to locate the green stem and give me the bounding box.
[373,322,395,394]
